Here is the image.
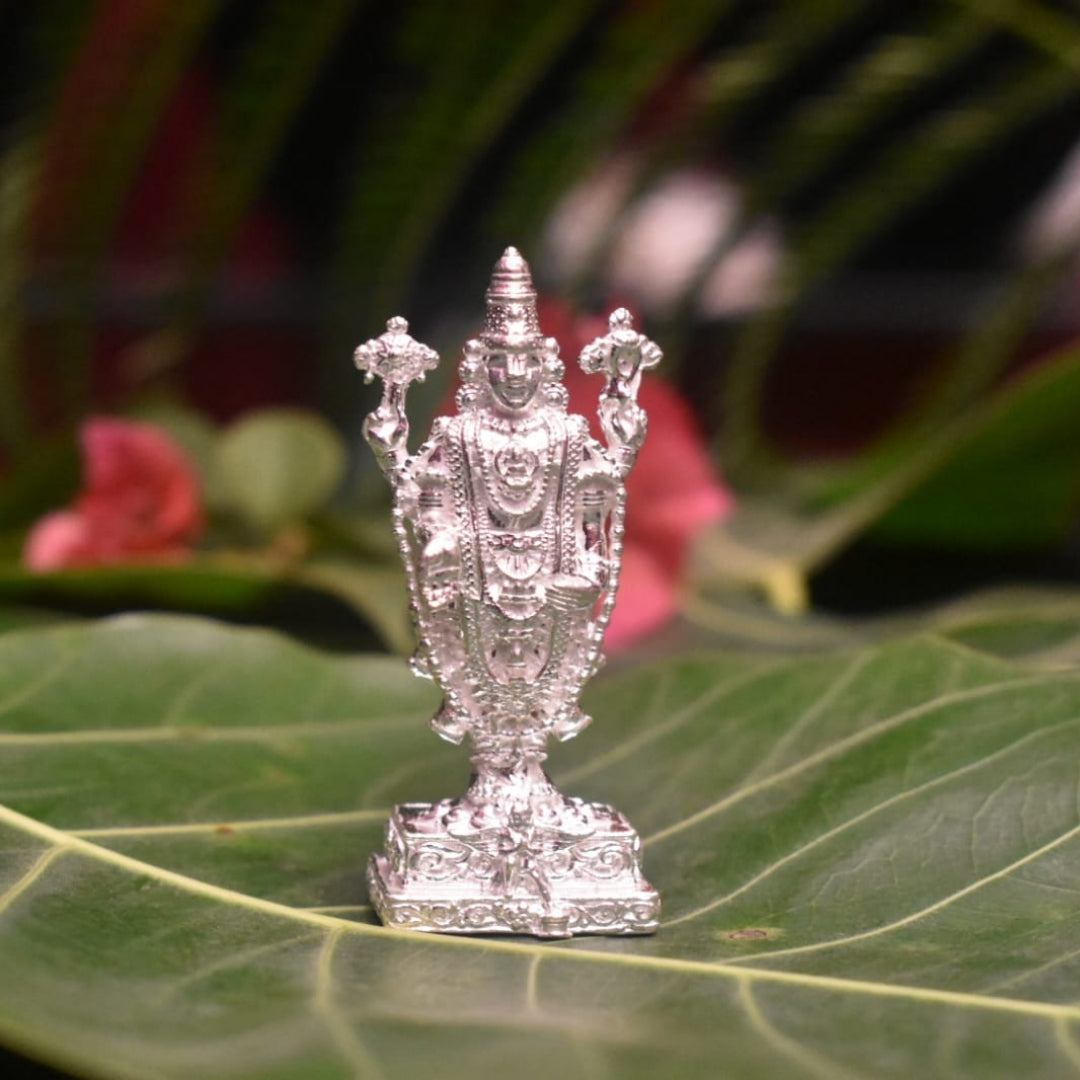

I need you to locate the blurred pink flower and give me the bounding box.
[24,419,204,571]
[539,301,734,648]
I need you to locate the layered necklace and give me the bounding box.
[474,411,556,520]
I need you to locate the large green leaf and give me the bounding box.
[2,612,1080,1077]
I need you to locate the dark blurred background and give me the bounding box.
[0,0,1078,654]
[4,0,1080,1072]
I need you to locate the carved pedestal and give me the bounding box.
[368,799,660,937]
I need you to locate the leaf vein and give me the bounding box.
[155,932,321,1006]
[727,819,1080,965]
[1055,1016,1080,1072]
[314,926,386,1079]
[0,641,77,721]
[739,979,866,1080]
[644,672,1061,847]
[526,953,543,1016]
[0,844,69,918]
[984,938,1080,996]
[157,654,234,727]
[663,716,1080,927]
[743,650,873,783]
[557,661,781,787]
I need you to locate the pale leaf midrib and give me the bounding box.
[68,807,391,838]
[0,714,417,745]
[0,800,1077,1025]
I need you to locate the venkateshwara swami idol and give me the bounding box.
[355,247,660,937]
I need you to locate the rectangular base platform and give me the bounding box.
[369,854,659,936]
[367,800,660,938]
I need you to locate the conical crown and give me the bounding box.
[482,246,542,348]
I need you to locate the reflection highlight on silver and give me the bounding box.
[355,247,660,937]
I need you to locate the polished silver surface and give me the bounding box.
[355,247,660,937]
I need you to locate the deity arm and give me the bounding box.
[578,307,662,478]
[401,424,462,612]
[597,392,648,477]
[362,382,410,480]
[543,430,614,620]
[576,437,617,590]
[355,317,440,485]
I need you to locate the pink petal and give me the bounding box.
[25,417,205,571]
[23,511,92,571]
[605,543,678,651]
[79,417,204,546]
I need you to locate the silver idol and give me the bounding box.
[356,247,660,937]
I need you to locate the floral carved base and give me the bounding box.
[368,799,660,938]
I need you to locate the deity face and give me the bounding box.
[486,350,543,411]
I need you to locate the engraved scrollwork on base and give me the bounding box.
[357,248,661,938]
[407,841,473,881]
[569,840,636,881]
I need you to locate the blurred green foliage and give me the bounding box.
[2,0,1080,624]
